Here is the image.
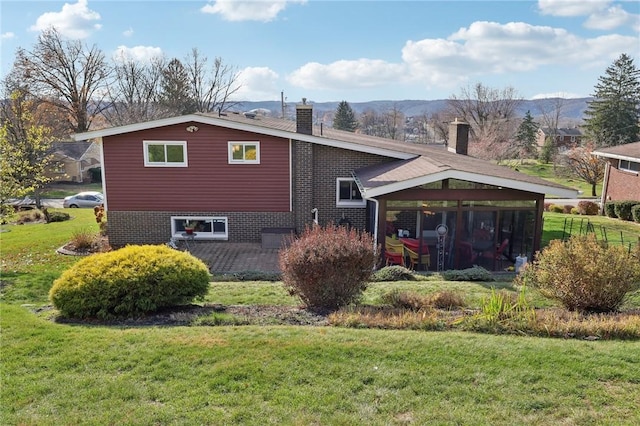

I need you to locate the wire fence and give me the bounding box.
[560,216,640,253]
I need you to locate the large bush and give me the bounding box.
[604,202,617,218]
[50,245,211,319]
[577,200,598,216]
[632,204,640,223]
[279,224,377,310]
[614,200,638,221]
[517,235,640,313]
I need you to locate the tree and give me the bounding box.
[358,104,404,140]
[447,83,522,160]
[584,53,640,147]
[158,58,196,116]
[103,54,167,126]
[12,27,111,135]
[333,101,358,132]
[535,97,566,165]
[561,143,605,196]
[184,48,241,113]
[0,89,54,207]
[513,110,539,161]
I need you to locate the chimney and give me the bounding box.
[448,118,470,155]
[296,98,313,135]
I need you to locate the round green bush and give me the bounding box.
[632,204,640,223]
[49,245,211,319]
[370,265,416,282]
[604,202,617,218]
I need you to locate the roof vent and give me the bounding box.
[244,112,257,119]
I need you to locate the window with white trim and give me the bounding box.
[171,216,228,240]
[619,159,640,173]
[144,141,187,167]
[336,178,365,207]
[228,141,260,164]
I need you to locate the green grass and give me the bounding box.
[2,206,640,424]
[3,304,640,425]
[513,160,600,198]
[40,182,103,198]
[542,211,640,249]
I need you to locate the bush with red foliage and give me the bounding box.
[279,224,378,310]
[577,200,599,215]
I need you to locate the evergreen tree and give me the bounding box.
[583,53,640,147]
[514,110,539,159]
[333,101,358,132]
[158,58,196,115]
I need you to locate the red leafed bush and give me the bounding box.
[279,224,378,310]
[577,200,599,215]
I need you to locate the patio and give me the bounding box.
[185,242,281,273]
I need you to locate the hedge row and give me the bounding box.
[604,200,640,222]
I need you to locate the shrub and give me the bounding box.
[563,204,574,214]
[47,211,70,222]
[543,202,552,212]
[516,234,640,313]
[577,200,599,216]
[614,200,639,221]
[380,289,430,310]
[632,204,640,223]
[604,202,617,218]
[49,245,211,319]
[279,224,377,310]
[429,290,467,310]
[441,266,495,282]
[370,265,416,282]
[70,229,97,251]
[548,204,563,213]
[570,208,579,215]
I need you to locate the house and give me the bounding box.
[592,141,640,205]
[536,127,584,153]
[72,101,576,271]
[48,141,101,183]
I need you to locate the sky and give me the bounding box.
[1,0,639,103]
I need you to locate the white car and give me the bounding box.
[63,191,104,208]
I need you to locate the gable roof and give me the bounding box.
[73,112,577,198]
[539,127,583,137]
[592,141,640,162]
[51,141,94,160]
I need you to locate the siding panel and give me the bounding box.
[103,123,291,211]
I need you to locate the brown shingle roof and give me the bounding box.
[593,141,640,160]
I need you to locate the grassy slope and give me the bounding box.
[512,160,599,198]
[2,208,640,424]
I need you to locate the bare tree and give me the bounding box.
[447,83,522,160]
[561,143,605,197]
[184,48,241,113]
[535,97,566,164]
[358,105,404,140]
[12,27,111,135]
[103,54,167,126]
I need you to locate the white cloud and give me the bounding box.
[112,46,164,63]
[584,5,640,30]
[287,20,638,94]
[288,59,406,90]
[1,32,16,40]
[233,66,280,101]
[537,0,610,17]
[531,92,583,99]
[201,0,306,22]
[29,0,101,39]
[123,27,134,38]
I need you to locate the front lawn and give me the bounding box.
[1,207,640,424]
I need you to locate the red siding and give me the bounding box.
[103,123,291,211]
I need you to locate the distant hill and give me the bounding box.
[236,98,591,127]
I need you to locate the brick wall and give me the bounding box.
[605,163,640,202]
[107,210,293,247]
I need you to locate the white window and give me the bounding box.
[171,216,228,240]
[228,141,260,164]
[144,141,187,167]
[619,159,640,173]
[336,178,365,207]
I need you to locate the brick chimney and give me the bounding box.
[448,118,470,155]
[296,98,313,135]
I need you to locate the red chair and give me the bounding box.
[385,237,405,267]
[482,239,509,269]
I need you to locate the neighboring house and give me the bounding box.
[592,141,640,206]
[48,141,101,183]
[73,101,576,271]
[536,127,584,152]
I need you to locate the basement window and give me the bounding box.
[171,216,228,240]
[336,178,365,207]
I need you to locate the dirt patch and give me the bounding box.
[52,304,329,327]
[57,235,111,256]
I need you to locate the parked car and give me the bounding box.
[63,191,104,208]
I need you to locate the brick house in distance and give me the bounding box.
[536,127,584,153]
[73,101,576,271]
[593,141,640,205]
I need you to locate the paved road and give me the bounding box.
[42,199,64,208]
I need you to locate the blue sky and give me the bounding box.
[1,0,639,103]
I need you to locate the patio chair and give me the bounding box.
[385,237,405,267]
[404,246,430,270]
